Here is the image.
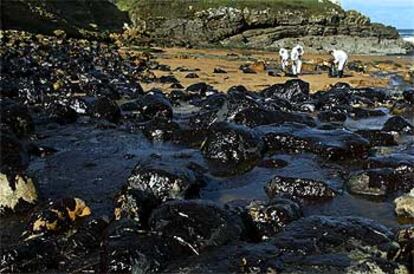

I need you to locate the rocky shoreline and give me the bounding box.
[0,30,413,273]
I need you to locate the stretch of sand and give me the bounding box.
[137,47,413,93]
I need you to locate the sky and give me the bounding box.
[341,0,414,29]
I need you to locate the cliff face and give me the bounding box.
[1,0,129,37]
[127,4,412,55]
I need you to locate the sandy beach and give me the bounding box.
[137,47,413,92]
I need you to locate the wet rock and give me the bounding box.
[245,197,302,240]
[0,98,34,137]
[163,241,280,273]
[394,189,414,218]
[261,79,310,104]
[168,89,190,105]
[101,219,190,273]
[272,216,406,274]
[313,84,352,112]
[265,176,336,201]
[350,87,388,103]
[68,96,97,115]
[347,168,414,197]
[0,130,30,172]
[395,226,414,272]
[233,107,316,128]
[382,116,414,135]
[138,92,173,120]
[149,200,244,254]
[201,122,264,177]
[317,111,347,123]
[120,101,140,112]
[158,75,179,84]
[142,117,180,142]
[59,218,108,272]
[185,73,199,78]
[258,123,370,160]
[0,237,61,273]
[126,160,204,203]
[113,188,158,227]
[91,97,121,123]
[186,82,216,98]
[355,129,397,146]
[213,67,227,73]
[170,83,184,89]
[349,108,386,120]
[403,89,414,104]
[46,102,78,125]
[23,197,91,239]
[0,172,38,215]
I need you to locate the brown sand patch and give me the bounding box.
[137,47,412,93]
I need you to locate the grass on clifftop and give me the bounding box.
[117,0,342,19]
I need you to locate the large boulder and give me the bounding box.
[201,122,264,176]
[271,216,408,274]
[258,123,370,160]
[149,200,245,254]
[126,160,204,203]
[101,219,191,273]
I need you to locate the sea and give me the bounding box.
[399,29,414,44]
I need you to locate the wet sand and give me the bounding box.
[136,47,413,92]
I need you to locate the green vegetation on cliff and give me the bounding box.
[117,0,342,19]
[1,0,129,37]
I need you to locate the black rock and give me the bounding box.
[261,79,310,104]
[382,116,414,134]
[349,108,386,120]
[149,200,244,253]
[265,176,336,200]
[0,237,61,273]
[46,102,78,125]
[163,241,279,273]
[347,168,414,196]
[201,122,264,177]
[138,92,173,120]
[213,67,227,74]
[126,160,204,203]
[101,219,191,273]
[91,97,121,123]
[142,117,180,142]
[403,89,414,104]
[233,107,316,128]
[258,157,289,169]
[258,123,370,160]
[245,197,302,240]
[355,129,397,146]
[68,96,97,115]
[272,216,403,273]
[186,82,216,97]
[158,75,179,84]
[0,130,29,172]
[0,98,34,137]
[317,111,347,123]
[185,73,199,78]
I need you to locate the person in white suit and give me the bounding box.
[329,49,348,78]
[279,48,290,72]
[291,44,304,76]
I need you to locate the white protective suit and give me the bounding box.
[331,49,348,71]
[279,48,290,71]
[291,45,304,75]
